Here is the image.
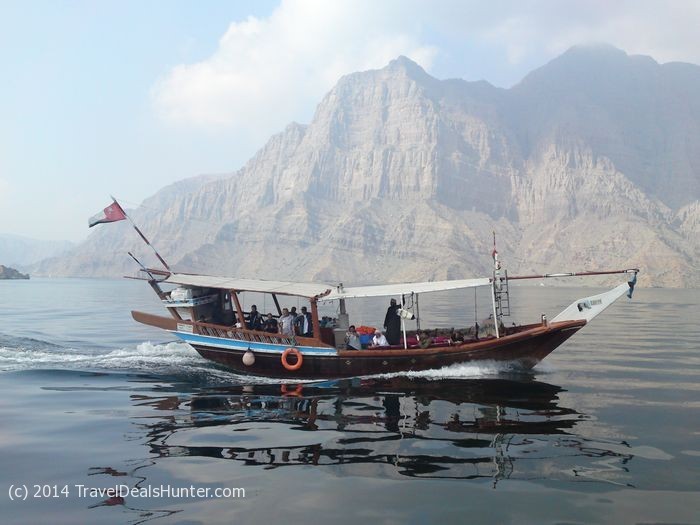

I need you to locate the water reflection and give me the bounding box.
[119,377,635,486]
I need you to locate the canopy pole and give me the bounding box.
[231,290,245,328]
[415,293,421,331]
[401,296,407,349]
[491,282,500,338]
[272,294,282,316]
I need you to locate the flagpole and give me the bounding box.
[111,196,172,272]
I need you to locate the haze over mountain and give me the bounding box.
[35,45,700,287]
[0,234,73,270]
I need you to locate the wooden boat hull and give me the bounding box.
[189,321,585,379]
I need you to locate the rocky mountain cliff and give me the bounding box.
[36,45,700,287]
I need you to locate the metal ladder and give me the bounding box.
[494,270,511,319]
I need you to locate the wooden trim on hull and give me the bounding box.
[190,320,586,379]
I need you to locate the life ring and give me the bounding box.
[281,347,303,371]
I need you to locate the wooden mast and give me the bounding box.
[309,298,322,344]
[230,290,246,327]
[491,231,500,338]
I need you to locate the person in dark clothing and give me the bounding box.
[383,298,401,345]
[295,306,313,337]
[246,304,263,331]
[263,313,278,333]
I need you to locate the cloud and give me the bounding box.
[152,0,436,137]
[152,0,700,138]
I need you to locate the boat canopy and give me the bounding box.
[322,278,491,301]
[162,272,492,301]
[163,273,333,299]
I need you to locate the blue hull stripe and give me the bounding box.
[172,331,339,356]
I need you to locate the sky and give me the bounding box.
[1,0,699,242]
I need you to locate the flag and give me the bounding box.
[88,201,127,228]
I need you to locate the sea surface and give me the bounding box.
[1,278,699,524]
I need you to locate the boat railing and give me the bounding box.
[195,322,298,347]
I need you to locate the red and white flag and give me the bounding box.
[88,201,127,228]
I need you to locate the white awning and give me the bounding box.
[322,278,491,300]
[163,273,491,301]
[163,273,333,299]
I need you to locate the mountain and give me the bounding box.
[0,234,73,269]
[0,265,29,279]
[36,46,700,287]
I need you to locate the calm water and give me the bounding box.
[1,278,699,524]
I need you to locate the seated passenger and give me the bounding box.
[263,313,278,333]
[345,325,362,350]
[450,331,464,343]
[371,329,389,348]
[417,329,434,349]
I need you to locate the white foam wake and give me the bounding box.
[370,360,532,381]
[0,341,203,373]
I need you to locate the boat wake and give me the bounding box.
[0,336,210,375]
[371,360,540,381]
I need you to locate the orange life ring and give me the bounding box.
[281,347,303,371]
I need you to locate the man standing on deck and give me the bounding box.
[278,308,295,337]
[384,298,401,345]
[246,304,263,331]
[295,306,313,337]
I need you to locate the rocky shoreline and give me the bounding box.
[0,265,29,279]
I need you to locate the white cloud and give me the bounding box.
[152,0,436,136]
[152,0,700,138]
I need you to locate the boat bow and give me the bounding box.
[552,282,632,323]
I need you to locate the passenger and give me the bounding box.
[383,298,401,345]
[263,313,278,333]
[247,304,263,331]
[295,306,313,337]
[417,329,434,349]
[290,307,299,334]
[450,331,464,343]
[371,329,389,348]
[345,325,362,350]
[278,308,295,337]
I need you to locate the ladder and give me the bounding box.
[494,270,511,319]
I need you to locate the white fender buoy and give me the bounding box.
[242,350,255,366]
